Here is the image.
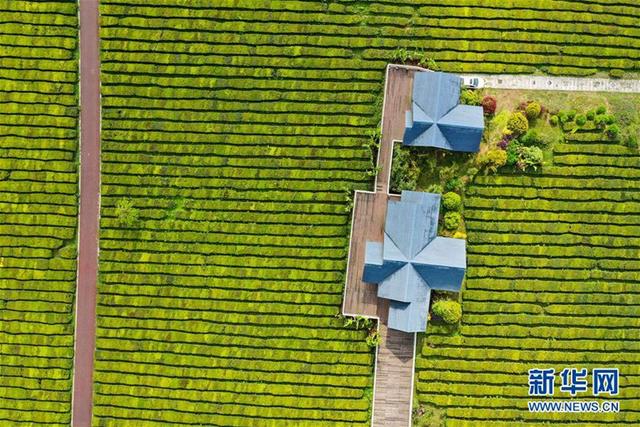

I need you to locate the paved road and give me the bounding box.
[467,74,640,93]
[72,0,101,426]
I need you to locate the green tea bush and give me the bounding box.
[575,114,587,126]
[549,115,559,126]
[442,192,462,212]
[507,112,529,136]
[596,105,607,115]
[431,300,462,324]
[606,124,621,139]
[609,69,624,79]
[115,198,139,226]
[460,89,481,106]
[444,212,462,230]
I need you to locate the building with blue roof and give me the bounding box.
[363,191,466,333]
[403,72,484,152]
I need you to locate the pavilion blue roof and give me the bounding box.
[363,191,466,333]
[403,72,484,152]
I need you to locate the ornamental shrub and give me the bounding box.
[460,89,481,106]
[444,212,462,230]
[586,110,595,120]
[481,95,497,115]
[518,146,544,171]
[519,129,544,146]
[442,192,462,211]
[525,101,541,119]
[477,149,507,174]
[549,115,559,126]
[507,112,529,136]
[566,110,577,121]
[575,114,587,126]
[596,105,607,114]
[505,141,520,166]
[115,198,139,226]
[604,114,616,125]
[444,177,463,192]
[432,300,462,324]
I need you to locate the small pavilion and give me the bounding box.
[403,71,484,152]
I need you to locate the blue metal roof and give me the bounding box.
[362,190,467,333]
[403,72,484,152]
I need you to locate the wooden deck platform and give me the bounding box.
[341,65,425,427]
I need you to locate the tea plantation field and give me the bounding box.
[416,131,640,425]
[94,0,639,425]
[0,0,78,425]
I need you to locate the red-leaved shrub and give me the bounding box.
[481,95,497,115]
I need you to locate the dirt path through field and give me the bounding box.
[72,0,101,425]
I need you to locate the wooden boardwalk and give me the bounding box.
[372,324,416,427]
[342,65,424,427]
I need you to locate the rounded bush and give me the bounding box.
[442,192,462,211]
[507,112,529,136]
[518,146,544,171]
[481,95,497,115]
[525,101,541,119]
[566,110,577,120]
[575,114,587,126]
[586,110,595,120]
[519,129,544,146]
[444,211,462,230]
[477,149,507,174]
[549,115,559,126]
[596,105,607,115]
[606,124,620,139]
[558,111,569,124]
[432,300,462,324]
[594,114,607,129]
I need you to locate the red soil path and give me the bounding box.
[72,1,101,426]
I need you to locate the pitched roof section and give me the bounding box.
[362,191,467,333]
[403,72,484,152]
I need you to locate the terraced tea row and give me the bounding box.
[416,133,640,424]
[94,1,379,425]
[0,1,78,425]
[102,0,640,75]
